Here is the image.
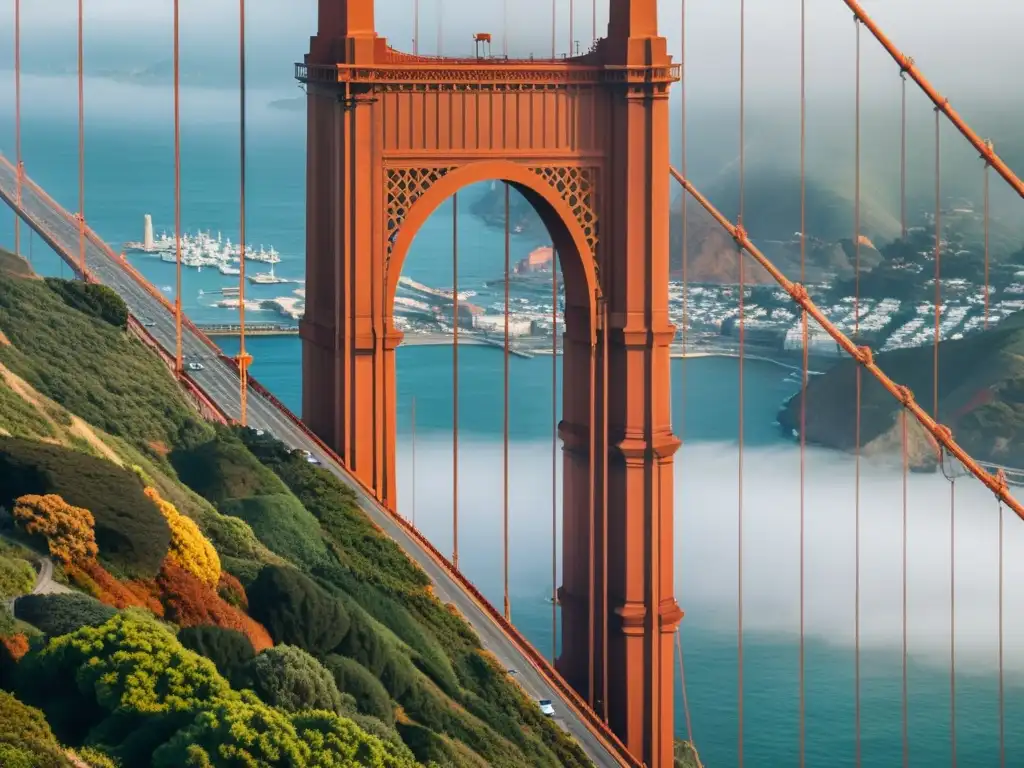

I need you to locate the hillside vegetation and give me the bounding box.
[779,312,1024,467]
[0,249,590,766]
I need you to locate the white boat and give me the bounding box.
[247,264,290,285]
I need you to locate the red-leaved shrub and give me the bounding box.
[156,562,272,652]
[67,560,164,616]
[0,633,29,662]
[217,571,248,610]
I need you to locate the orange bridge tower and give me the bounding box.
[298,1,683,763]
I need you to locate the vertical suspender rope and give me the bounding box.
[737,2,746,764]
[592,0,596,47]
[77,0,85,278]
[413,0,419,54]
[998,500,1004,768]
[798,1,807,765]
[503,185,511,622]
[173,0,183,373]
[587,263,596,703]
[900,74,908,239]
[13,0,21,258]
[933,110,941,423]
[569,0,574,55]
[983,149,991,329]
[901,409,909,768]
[551,0,557,58]
[502,0,507,57]
[436,0,443,55]
[588,293,598,713]
[452,194,459,570]
[949,478,957,767]
[411,396,417,529]
[238,0,249,426]
[601,289,610,709]
[551,252,559,666]
[853,18,862,767]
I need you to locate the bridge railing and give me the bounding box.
[217,356,644,768]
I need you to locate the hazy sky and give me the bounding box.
[3,0,1017,104]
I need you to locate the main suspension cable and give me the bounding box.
[238,0,250,425]
[452,193,460,570]
[173,0,183,373]
[77,0,85,277]
[853,17,863,766]
[503,184,511,622]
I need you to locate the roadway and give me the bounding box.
[0,157,622,768]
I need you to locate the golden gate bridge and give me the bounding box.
[1,0,1023,766]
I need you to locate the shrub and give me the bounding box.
[246,565,349,655]
[216,571,247,609]
[156,562,272,652]
[143,487,220,586]
[68,747,119,768]
[244,644,344,714]
[1,633,29,662]
[13,593,116,637]
[0,272,214,453]
[0,689,71,768]
[0,553,36,598]
[151,691,418,768]
[12,494,98,567]
[66,560,163,616]
[177,625,255,686]
[0,377,56,440]
[219,493,329,569]
[169,431,286,506]
[43,278,128,330]
[323,654,394,724]
[0,603,15,634]
[0,439,170,578]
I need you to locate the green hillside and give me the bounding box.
[779,312,1024,468]
[0,248,593,767]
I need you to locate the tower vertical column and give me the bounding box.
[601,10,684,765]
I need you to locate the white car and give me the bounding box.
[538,699,555,717]
[186,362,204,372]
[300,449,321,465]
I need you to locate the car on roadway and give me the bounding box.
[142,319,156,327]
[538,699,555,717]
[186,362,205,372]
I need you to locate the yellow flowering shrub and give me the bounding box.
[12,493,98,566]
[144,487,221,587]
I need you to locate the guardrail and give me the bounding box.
[218,357,643,768]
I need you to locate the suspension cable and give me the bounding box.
[841,0,1024,201]
[569,0,574,55]
[901,408,909,768]
[437,0,443,55]
[551,251,559,666]
[502,0,507,57]
[798,1,807,764]
[238,0,250,426]
[452,193,459,570]
[77,0,85,278]
[673,167,1024,518]
[592,0,597,47]
[588,276,598,714]
[601,289,610,714]
[413,0,419,54]
[503,184,511,622]
[983,150,991,329]
[681,0,689,360]
[853,17,862,766]
[411,395,417,528]
[900,73,907,239]
[676,628,695,751]
[998,500,1004,767]
[933,109,941,427]
[737,2,746,763]
[173,0,183,373]
[551,0,556,58]
[949,476,957,766]
[13,0,21,258]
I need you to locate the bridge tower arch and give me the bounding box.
[298,1,683,763]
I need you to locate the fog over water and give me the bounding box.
[398,437,1024,677]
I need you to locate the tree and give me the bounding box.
[246,565,350,655]
[0,689,72,768]
[13,593,116,637]
[177,625,255,687]
[144,487,220,587]
[323,654,394,724]
[12,494,97,566]
[244,645,343,714]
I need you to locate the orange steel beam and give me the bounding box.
[669,166,1023,521]
[841,0,1024,200]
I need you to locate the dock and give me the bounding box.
[198,323,298,336]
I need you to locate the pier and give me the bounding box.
[198,323,297,336]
